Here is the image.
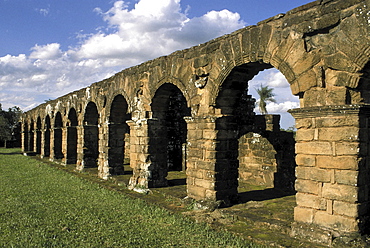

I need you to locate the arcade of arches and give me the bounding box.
[21,0,370,244]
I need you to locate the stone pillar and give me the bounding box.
[127,118,168,191]
[185,116,239,205]
[76,125,84,171]
[40,128,46,158]
[61,126,68,164]
[49,128,55,161]
[290,105,370,244]
[98,122,110,179]
[21,126,29,152]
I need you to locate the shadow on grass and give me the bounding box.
[168,178,186,186]
[238,188,295,204]
[0,152,23,155]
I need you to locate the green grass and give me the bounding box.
[0,148,260,248]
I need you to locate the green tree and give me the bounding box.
[255,84,276,114]
[0,104,22,144]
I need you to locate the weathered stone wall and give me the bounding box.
[290,105,370,244]
[21,0,370,244]
[238,115,296,191]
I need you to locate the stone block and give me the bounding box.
[294,206,314,223]
[291,222,333,246]
[188,130,203,140]
[187,185,205,200]
[295,179,320,195]
[333,200,359,218]
[296,192,326,210]
[296,154,316,167]
[318,127,359,141]
[204,150,216,160]
[295,118,314,129]
[335,142,360,156]
[296,141,332,155]
[297,72,319,98]
[314,211,358,233]
[194,178,214,189]
[139,137,150,145]
[196,161,215,171]
[186,168,204,179]
[202,130,217,140]
[316,155,359,170]
[316,116,359,128]
[322,183,358,203]
[295,129,315,141]
[205,189,217,200]
[187,148,202,159]
[296,166,331,182]
[335,170,359,186]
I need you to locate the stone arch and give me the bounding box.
[83,102,99,168]
[53,112,63,160]
[206,62,297,203]
[148,83,191,187]
[108,94,131,175]
[66,108,78,164]
[356,59,370,104]
[151,77,191,106]
[105,90,133,115]
[35,117,42,154]
[44,115,51,157]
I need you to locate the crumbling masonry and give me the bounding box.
[21,0,370,244]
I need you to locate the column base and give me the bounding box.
[291,222,369,246]
[291,222,334,245]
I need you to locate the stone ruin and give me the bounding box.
[20,0,370,245]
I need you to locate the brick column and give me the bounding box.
[185,116,239,205]
[98,122,110,179]
[21,125,29,152]
[40,128,46,158]
[76,125,84,171]
[61,126,68,164]
[127,118,168,191]
[49,128,55,161]
[290,105,370,243]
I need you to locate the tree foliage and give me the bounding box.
[0,104,22,142]
[255,84,276,114]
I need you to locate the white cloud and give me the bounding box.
[30,43,62,60]
[0,0,245,110]
[73,0,245,65]
[266,101,300,113]
[266,70,289,88]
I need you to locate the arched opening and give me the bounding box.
[54,112,63,159]
[108,95,130,175]
[149,83,190,187]
[23,121,29,151]
[67,108,78,164]
[36,117,42,154]
[44,115,51,157]
[215,63,297,203]
[83,102,99,168]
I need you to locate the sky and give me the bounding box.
[0,0,313,128]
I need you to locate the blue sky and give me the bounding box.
[0,0,313,128]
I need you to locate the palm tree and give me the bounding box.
[255,84,276,114]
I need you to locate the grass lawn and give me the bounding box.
[0,148,260,247]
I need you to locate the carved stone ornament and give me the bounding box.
[191,73,209,89]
